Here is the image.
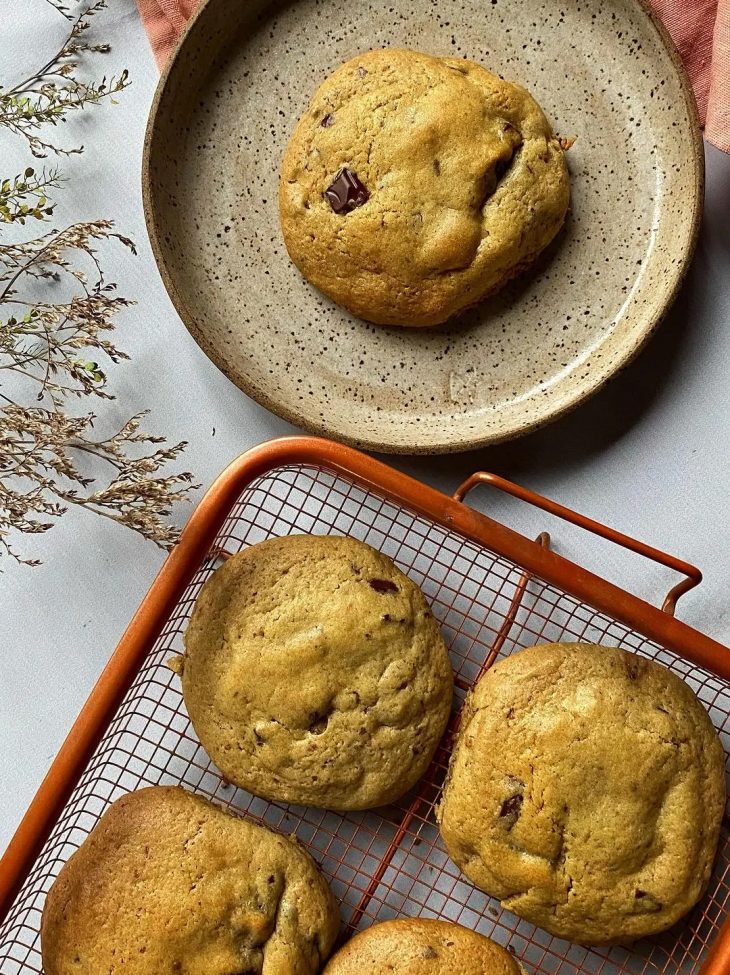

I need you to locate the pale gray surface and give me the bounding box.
[0,0,728,853]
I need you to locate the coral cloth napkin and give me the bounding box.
[136,0,729,152]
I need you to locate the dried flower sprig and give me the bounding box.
[0,405,194,565]
[0,1,130,157]
[0,167,60,224]
[1,219,136,403]
[1,1,197,564]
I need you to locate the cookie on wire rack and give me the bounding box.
[41,786,339,975]
[178,534,454,810]
[322,918,525,974]
[437,642,726,945]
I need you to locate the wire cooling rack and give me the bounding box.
[1,461,729,975]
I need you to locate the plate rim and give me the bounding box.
[141,0,705,456]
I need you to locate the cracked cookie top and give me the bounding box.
[278,49,570,327]
[437,643,726,945]
[322,918,524,974]
[180,535,453,810]
[41,786,339,975]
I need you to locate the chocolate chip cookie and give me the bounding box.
[179,534,453,810]
[437,643,726,945]
[41,787,339,975]
[279,49,570,327]
[322,919,524,975]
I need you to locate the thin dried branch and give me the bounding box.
[44,0,75,20]
[0,1,197,565]
[0,404,197,562]
[0,166,60,224]
[0,2,130,157]
[0,218,196,563]
[0,220,136,405]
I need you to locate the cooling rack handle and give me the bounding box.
[453,471,702,616]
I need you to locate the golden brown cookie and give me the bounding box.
[322,918,524,975]
[180,534,453,810]
[41,786,339,975]
[437,643,726,945]
[279,48,570,327]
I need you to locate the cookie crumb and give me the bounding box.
[167,653,184,676]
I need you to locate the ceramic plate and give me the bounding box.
[143,0,703,454]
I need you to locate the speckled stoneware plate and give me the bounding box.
[143,0,702,454]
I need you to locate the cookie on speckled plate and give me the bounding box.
[437,642,726,945]
[322,919,526,975]
[176,534,454,810]
[41,786,339,975]
[279,48,570,327]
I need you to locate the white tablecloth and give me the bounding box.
[1,0,729,851]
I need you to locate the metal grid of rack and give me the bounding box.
[1,462,728,975]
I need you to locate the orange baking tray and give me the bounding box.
[1,436,728,975]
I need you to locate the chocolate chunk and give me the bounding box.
[369,578,398,593]
[422,947,438,959]
[320,113,335,128]
[358,66,368,77]
[634,889,662,912]
[499,792,523,827]
[324,168,370,214]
